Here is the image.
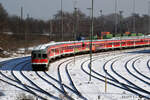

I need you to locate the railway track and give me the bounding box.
[132,57,150,81]
[0,57,47,100]
[1,48,150,99]
[12,61,48,100]
[81,52,150,99]
[109,55,150,98]
[147,59,150,71]
[105,55,150,99]
[65,61,83,97]
[33,54,90,100]
[20,62,61,100]
[0,54,89,100]
[35,71,74,100]
[0,57,65,100]
[57,55,90,100]
[124,56,150,96]
[44,71,80,94]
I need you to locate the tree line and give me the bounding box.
[0,3,150,41]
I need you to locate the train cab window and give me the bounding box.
[32,54,36,59]
[56,49,59,53]
[82,42,85,47]
[51,49,55,53]
[38,54,41,58]
[43,54,47,58]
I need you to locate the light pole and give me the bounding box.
[100,10,105,39]
[73,0,78,65]
[119,10,123,35]
[148,1,150,33]
[100,10,102,16]
[61,0,64,41]
[20,6,25,54]
[73,5,78,65]
[133,0,135,33]
[25,14,29,54]
[100,10,103,32]
[74,0,78,41]
[115,0,118,34]
[89,0,94,81]
[119,10,123,50]
[87,8,92,37]
[49,17,53,41]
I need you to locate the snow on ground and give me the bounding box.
[0,48,150,100]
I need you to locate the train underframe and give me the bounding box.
[32,64,49,71]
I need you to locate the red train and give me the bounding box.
[31,37,150,71]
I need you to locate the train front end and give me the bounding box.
[31,50,49,71]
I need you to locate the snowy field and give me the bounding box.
[0,48,150,100]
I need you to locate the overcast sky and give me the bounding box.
[1,0,150,20]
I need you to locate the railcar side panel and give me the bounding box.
[31,37,150,71]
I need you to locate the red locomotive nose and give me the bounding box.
[40,59,48,63]
[32,59,48,63]
[32,59,39,63]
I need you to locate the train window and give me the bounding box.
[77,45,81,48]
[56,49,59,53]
[51,49,55,53]
[70,46,74,49]
[68,46,70,49]
[121,42,125,44]
[38,54,41,58]
[82,43,85,47]
[114,42,119,45]
[32,54,36,59]
[43,54,47,58]
[86,44,89,48]
[62,47,65,50]
[108,43,112,45]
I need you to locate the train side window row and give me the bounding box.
[52,45,83,51]
[32,53,47,59]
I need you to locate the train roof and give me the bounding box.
[32,36,150,51]
[33,41,83,51]
[33,42,56,51]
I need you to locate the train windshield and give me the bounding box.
[43,54,47,58]
[32,54,36,59]
[38,54,41,58]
